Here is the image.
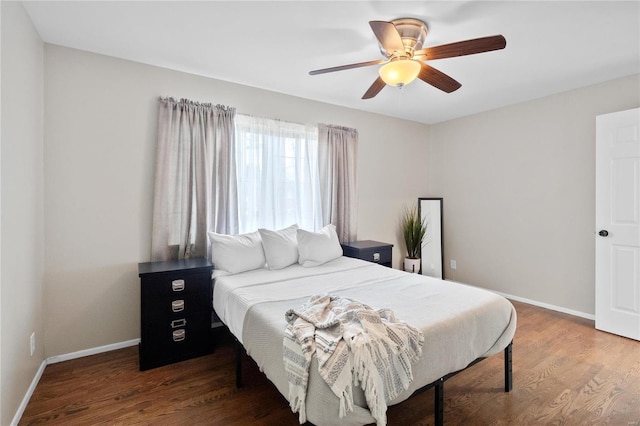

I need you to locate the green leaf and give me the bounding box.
[400,203,427,259]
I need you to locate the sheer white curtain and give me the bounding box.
[234,114,323,233]
[151,97,237,261]
[318,124,358,242]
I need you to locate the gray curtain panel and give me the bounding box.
[318,124,358,243]
[151,97,237,261]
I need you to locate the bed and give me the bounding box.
[212,254,516,426]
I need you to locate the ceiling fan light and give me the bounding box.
[379,60,421,87]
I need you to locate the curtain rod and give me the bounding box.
[160,96,356,132]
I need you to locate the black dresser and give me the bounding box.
[341,240,393,268]
[138,258,213,370]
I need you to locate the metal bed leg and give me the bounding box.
[235,338,243,388]
[434,377,444,426]
[504,341,513,392]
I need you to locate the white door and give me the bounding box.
[595,107,640,341]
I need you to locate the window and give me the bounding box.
[234,114,323,233]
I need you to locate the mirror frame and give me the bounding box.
[418,197,444,279]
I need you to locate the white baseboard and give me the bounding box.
[443,279,596,320]
[491,290,595,320]
[46,338,140,364]
[11,338,140,425]
[11,360,47,426]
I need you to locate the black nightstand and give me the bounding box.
[341,240,393,267]
[138,258,213,371]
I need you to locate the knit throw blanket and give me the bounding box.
[283,294,424,425]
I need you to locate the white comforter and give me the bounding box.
[213,257,517,425]
[213,257,381,344]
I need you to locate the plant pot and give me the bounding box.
[404,258,421,273]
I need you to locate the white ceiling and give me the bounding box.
[22,1,640,124]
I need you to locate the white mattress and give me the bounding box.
[212,256,517,425]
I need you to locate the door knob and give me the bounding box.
[598,230,609,237]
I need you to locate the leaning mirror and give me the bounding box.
[418,198,444,279]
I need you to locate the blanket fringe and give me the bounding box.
[289,394,306,424]
[338,383,354,418]
[352,339,387,426]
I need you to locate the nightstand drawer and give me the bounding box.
[142,310,210,348]
[141,270,210,299]
[352,246,391,264]
[341,240,393,267]
[139,311,212,370]
[143,291,211,321]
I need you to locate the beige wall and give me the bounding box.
[0,2,45,424]
[43,44,430,357]
[6,5,638,420]
[427,74,640,316]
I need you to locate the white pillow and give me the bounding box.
[259,224,299,270]
[208,231,265,274]
[297,224,343,267]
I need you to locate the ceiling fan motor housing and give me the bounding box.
[380,18,429,57]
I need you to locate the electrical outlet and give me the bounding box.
[450,260,457,270]
[30,332,36,357]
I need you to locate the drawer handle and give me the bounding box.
[171,318,186,329]
[172,329,185,342]
[373,252,380,262]
[171,279,185,291]
[171,299,185,312]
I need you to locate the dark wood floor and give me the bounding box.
[20,301,640,425]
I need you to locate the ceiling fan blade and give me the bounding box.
[362,77,386,99]
[369,21,405,54]
[309,59,386,75]
[418,63,461,93]
[414,35,506,60]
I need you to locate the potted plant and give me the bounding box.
[401,204,427,273]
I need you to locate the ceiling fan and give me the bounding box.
[309,18,506,99]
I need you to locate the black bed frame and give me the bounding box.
[233,335,513,426]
